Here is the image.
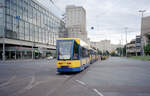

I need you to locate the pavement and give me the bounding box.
[0,57,150,96]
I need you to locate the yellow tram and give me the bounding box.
[56,38,98,72]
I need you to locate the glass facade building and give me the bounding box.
[0,0,66,60]
[0,0,4,37]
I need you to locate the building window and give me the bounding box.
[39,27,42,43]
[37,10,41,26]
[34,26,39,42]
[30,24,34,41]
[2,0,65,46]
[28,5,33,23]
[33,8,36,25]
[25,22,29,41]
[18,0,23,19]
[19,20,25,40]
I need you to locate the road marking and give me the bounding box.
[75,80,86,86]
[14,76,48,95]
[0,76,16,87]
[12,76,35,95]
[93,89,104,96]
[64,75,70,78]
[25,76,35,90]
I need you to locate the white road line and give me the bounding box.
[25,76,35,90]
[64,75,70,78]
[0,76,16,87]
[93,89,104,96]
[14,77,48,96]
[75,80,86,86]
[12,76,35,95]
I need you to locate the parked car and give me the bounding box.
[46,56,54,60]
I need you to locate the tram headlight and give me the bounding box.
[67,62,71,64]
[59,62,63,64]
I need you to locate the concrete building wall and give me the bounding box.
[135,36,141,56]
[99,40,111,52]
[66,5,87,41]
[59,21,67,38]
[126,37,141,56]
[91,40,122,52]
[142,16,150,45]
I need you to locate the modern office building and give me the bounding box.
[99,40,111,52]
[126,36,141,56]
[142,16,150,45]
[66,5,87,41]
[126,39,136,56]
[0,0,66,60]
[91,40,122,53]
[135,35,141,56]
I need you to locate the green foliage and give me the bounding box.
[144,43,150,55]
[129,56,150,61]
[97,49,102,55]
[106,50,110,55]
[116,47,126,56]
[103,50,109,56]
[110,51,119,56]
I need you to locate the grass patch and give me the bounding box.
[129,56,150,61]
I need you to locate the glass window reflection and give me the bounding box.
[3,0,63,45]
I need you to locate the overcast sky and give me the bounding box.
[38,0,150,44]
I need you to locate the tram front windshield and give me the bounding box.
[57,40,73,60]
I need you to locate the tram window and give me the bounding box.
[81,47,89,58]
[73,41,79,60]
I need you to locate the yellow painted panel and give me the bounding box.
[74,39,80,45]
[81,58,90,65]
[57,60,81,68]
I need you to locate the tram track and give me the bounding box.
[46,62,95,96]
[47,60,101,96]
[0,59,100,96]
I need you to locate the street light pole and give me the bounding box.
[119,40,122,57]
[125,27,128,57]
[120,32,124,57]
[138,10,146,60]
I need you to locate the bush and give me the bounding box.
[144,43,150,56]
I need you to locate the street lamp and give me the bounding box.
[125,27,128,57]
[138,10,146,60]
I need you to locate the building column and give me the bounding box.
[9,51,11,59]
[15,51,16,60]
[32,46,34,59]
[21,51,23,59]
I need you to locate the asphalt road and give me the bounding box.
[0,57,150,96]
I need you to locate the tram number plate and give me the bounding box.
[61,66,68,68]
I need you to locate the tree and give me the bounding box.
[116,46,126,56]
[144,43,150,56]
[102,50,109,56]
[110,51,118,56]
[97,50,102,55]
[123,46,126,56]
[106,50,110,56]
